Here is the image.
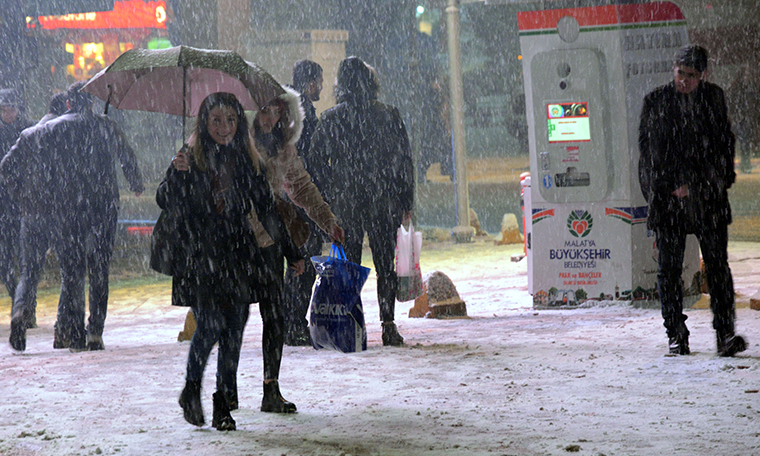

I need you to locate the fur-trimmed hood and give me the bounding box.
[253,85,304,146]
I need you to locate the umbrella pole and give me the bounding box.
[104,85,112,115]
[182,66,187,145]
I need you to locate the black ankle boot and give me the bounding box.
[717,332,747,357]
[261,381,297,413]
[179,380,204,426]
[668,333,690,355]
[667,324,690,356]
[212,391,236,431]
[382,321,404,347]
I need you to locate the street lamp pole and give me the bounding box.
[446,0,474,242]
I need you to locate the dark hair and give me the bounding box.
[254,98,288,146]
[192,92,257,171]
[0,88,23,108]
[675,45,708,73]
[66,80,93,112]
[292,60,323,91]
[48,92,68,116]
[334,56,379,104]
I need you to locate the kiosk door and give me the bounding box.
[531,48,611,203]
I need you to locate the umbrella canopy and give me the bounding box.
[82,45,284,117]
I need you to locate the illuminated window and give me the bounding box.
[119,42,135,53]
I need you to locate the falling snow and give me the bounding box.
[2,240,759,456]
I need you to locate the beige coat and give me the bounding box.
[248,86,338,249]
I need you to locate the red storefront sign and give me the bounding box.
[33,0,167,30]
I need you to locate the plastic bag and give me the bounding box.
[309,244,371,353]
[395,221,423,302]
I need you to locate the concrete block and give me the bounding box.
[495,213,524,245]
[469,208,489,236]
[177,309,196,342]
[409,285,430,318]
[452,225,476,243]
[751,289,760,311]
[429,299,468,318]
[408,271,467,318]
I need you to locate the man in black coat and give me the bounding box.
[0,89,33,309]
[292,59,323,167]
[0,93,67,328]
[310,56,414,346]
[2,81,144,352]
[283,59,327,345]
[638,45,746,357]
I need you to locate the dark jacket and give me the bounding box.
[0,114,33,156]
[638,80,735,232]
[0,114,34,223]
[296,93,318,170]
[156,144,300,306]
[1,110,144,218]
[310,98,414,228]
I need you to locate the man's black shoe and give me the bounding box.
[668,334,690,356]
[261,381,297,413]
[87,334,105,351]
[179,381,205,426]
[212,391,236,431]
[9,323,26,352]
[68,337,88,353]
[717,333,747,357]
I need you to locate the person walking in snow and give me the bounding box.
[282,59,334,346]
[0,88,33,311]
[310,56,414,346]
[160,92,302,430]
[0,92,67,329]
[291,59,323,167]
[638,45,746,357]
[3,82,144,352]
[246,87,343,408]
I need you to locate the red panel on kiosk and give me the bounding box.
[517,2,685,32]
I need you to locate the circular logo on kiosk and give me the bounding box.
[567,210,593,237]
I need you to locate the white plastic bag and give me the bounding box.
[395,221,423,302]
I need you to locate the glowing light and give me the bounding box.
[156,5,166,24]
[416,5,425,16]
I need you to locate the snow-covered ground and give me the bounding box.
[1,239,759,456]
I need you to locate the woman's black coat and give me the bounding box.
[156,144,299,306]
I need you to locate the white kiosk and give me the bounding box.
[519,2,701,308]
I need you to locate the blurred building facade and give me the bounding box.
[1,0,758,232]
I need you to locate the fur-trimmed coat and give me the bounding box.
[248,86,338,249]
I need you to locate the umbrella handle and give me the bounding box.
[182,67,187,144]
[104,84,112,115]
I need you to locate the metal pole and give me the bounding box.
[446,0,474,242]
[182,66,187,144]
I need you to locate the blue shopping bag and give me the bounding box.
[309,244,371,353]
